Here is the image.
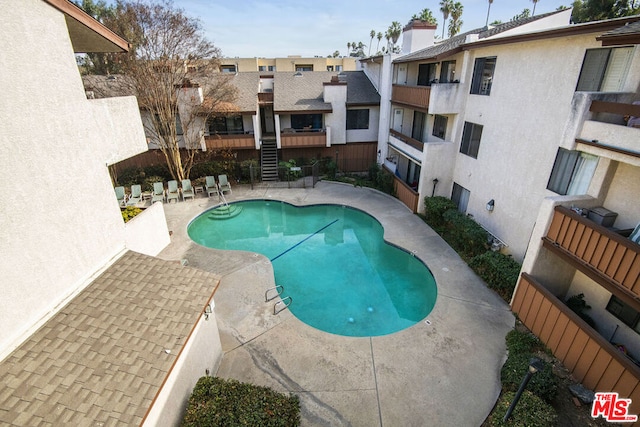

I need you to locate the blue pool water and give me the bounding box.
[187,200,437,337]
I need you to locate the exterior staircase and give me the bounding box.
[260,138,279,182]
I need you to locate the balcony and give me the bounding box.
[391,84,430,110]
[542,205,640,311]
[280,130,327,148]
[258,92,273,104]
[389,129,423,152]
[205,133,255,150]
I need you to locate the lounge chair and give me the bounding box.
[205,176,219,197]
[151,182,165,203]
[127,184,142,206]
[629,223,640,245]
[166,180,180,203]
[182,179,195,201]
[114,186,126,206]
[218,174,232,195]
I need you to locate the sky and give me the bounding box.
[165,0,573,58]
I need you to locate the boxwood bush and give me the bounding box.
[501,351,558,402]
[441,209,489,259]
[488,391,557,427]
[468,251,521,302]
[181,376,300,427]
[423,196,457,229]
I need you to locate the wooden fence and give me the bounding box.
[512,273,640,419]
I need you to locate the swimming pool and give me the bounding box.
[188,200,437,337]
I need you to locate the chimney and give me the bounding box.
[401,20,437,54]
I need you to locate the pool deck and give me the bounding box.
[157,181,514,427]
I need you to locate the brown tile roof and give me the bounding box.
[0,251,219,426]
[273,71,334,113]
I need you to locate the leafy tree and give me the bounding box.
[571,0,639,23]
[448,2,464,37]
[512,8,532,21]
[96,0,236,182]
[74,0,121,74]
[439,0,453,38]
[411,8,438,24]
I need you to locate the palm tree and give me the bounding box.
[376,32,383,54]
[439,0,452,39]
[368,30,376,56]
[486,0,494,27]
[531,0,539,16]
[347,42,351,55]
[448,2,463,38]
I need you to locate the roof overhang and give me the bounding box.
[460,16,640,51]
[45,0,129,53]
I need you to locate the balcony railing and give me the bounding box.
[391,84,430,110]
[258,92,274,104]
[280,131,326,148]
[543,206,640,311]
[512,272,640,411]
[389,129,424,152]
[205,133,255,150]
[383,166,419,213]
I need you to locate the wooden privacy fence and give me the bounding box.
[512,273,640,418]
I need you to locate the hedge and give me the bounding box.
[488,391,557,427]
[468,251,521,302]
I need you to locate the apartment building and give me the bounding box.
[363,10,640,413]
[219,55,357,73]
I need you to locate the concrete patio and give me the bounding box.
[157,181,514,426]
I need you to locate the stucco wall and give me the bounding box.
[0,0,148,358]
[143,302,223,426]
[323,84,347,144]
[346,107,379,142]
[124,202,172,256]
[451,34,612,261]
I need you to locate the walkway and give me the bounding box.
[158,181,514,427]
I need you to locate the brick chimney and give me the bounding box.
[402,20,437,54]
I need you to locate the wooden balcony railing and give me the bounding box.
[280,131,326,148]
[258,92,274,104]
[543,206,640,311]
[391,84,430,110]
[512,272,640,417]
[590,100,640,119]
[383,166,419,213]
[389,129,424,152]
[205,133,255,150]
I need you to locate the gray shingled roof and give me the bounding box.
[394,10,564,63]
[600,18,640,36]
[342,71,380,106]
[216,72,259,113]
[273,71,334,112]
[0,251,219,426]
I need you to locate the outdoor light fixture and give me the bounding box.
[203,304,212,321]
[503,357,544,422]
[432,178,439,197]
[486,199,495,212]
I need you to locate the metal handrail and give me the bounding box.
[274,296,292,315]
[265,285,284,302]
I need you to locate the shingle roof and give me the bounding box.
[273,71,334,112]
[342,71,380,106]
[0,251,219,426]
[394,10,564,63]
[597,18,640,45]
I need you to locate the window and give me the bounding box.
[220,65,236,73]
[547,148,599,195]
[268,65,276,72]
[432,115,447,139]
[417,63,437,86]
[412,111,426,140]
[346,109,369,130]
[606,295,640,334]
[258,65,267,72]
[459,122,483,158]
[451,183,470,213]
[327,65,334,71]
[439,60,456,83]
[296,64,313,72]
[291,113,322,130]
[336,65,343,72]
[470,57,496,95]
[576,47,633,92]
[208,115,244,135]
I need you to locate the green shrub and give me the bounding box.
[181,376,300,427]
[117,166,145,187]
[505,329,545,355]
[501,352,558,402]
[190,161,222,180]
[141,175,165,192]
[488,391,557,427]
[143,164,171,181]
[565,293,597,329]
[325,160,337,179]
[423,196,457,228]
[469,251,521,301]
[121,206,143,223]
[441,209,489,258]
